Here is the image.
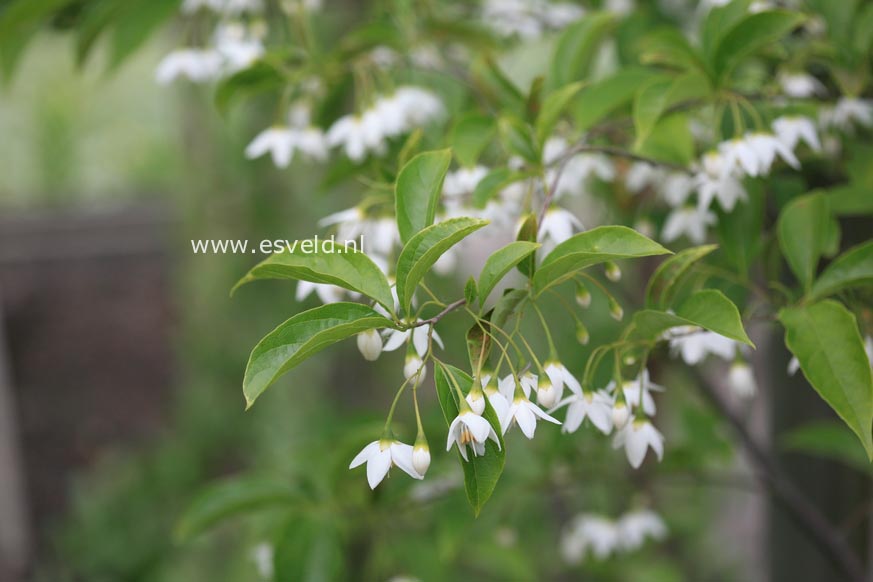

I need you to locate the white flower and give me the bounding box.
[295,281,346,304]
[442,166,488,198]
[544,137,614,198]
[214,23,264,73]
[668,329,738,365]
[694,150,748,211]
[356,329,382,361]
[412,443,431,476]
[662,206,715,244]
[349,439,423,489]
[483,0,584,39]
[501,395,561,438]
[619,369,663,417]
[446,411,501,461]
[319,207,399,258]
[403,355,427,386]
[538,360,581,408]
[244,126,327,167]
[661,172,696,207]
[382,323,443,358]
[718,133,798,178]
[779,72,825,98]
[729,361,757,399]
[772,116,821,152]
[557,391,613,434]
[326,114,384,162]
[539,207,583,247]
[466,390,487,415]
[625,162,667,194]
[611,400,630,430]
[155,49,222,84]
[616,509,668,551]
[820,97,873,131]
[613,419,665,469]
[561,514,619,564]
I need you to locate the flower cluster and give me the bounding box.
[561,509,667,564]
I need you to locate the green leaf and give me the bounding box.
[782,421,872,474]
[701,0,753,65]
[215,60,285,115]
[434,364,505,515]
[464,276,479,305]
[570,67,659,132]
[809,240,873,300]
[498,116,539,163]
[711,10,805,81]
[549,12,616,88]
[515,214,539,278]
[641,28,706,73]
[232,240,395,312]
[645,244,718,308]
[532,226,671,295]
[471,168,526,208]
[828,185,873,216]
[634,112,696,166]
[536,82,584,145]
[243,303,393,408]
[633,72,710,147]
[715,182,764,273]
[627,290,753,346]
[395,149,453,244]
[777,193,832,291]
[273,514,344,582]
[175,476,299,542]
[466,318,492,373]
[491,289,527,331]
[478,241,541,303]
[395,218,489,311]
[451,113,495,167]
[779,301,873,460]
[108,0,181,70]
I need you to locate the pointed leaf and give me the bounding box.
[645,244,718,308]
[712,10,805,81]
[233,240,394,312]
[549,12,616,88]
[628,290,753,346]
[536,82,584,145]
[478,241,541,303]
[434,364,505,515]
[451,113,495,167]
[779,301,873,460]
[395,218,489,311]
[395,149,453,244]
[778,193,832,291]
[809,240,873,300]
[243,303,393,408]
[532,226,671,295]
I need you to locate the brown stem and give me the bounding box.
[694,370,868,582]
[409,298,466,328]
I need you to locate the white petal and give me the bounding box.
[349,441,379,468]
[515,405,537,439]
[382,329,409,352]
[390,442,422,479]
[366,448,392,488]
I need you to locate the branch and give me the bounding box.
[409,298,466,328]
[694,370,868,582]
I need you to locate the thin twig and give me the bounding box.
[694,370,868,582]
[409,298,466,328]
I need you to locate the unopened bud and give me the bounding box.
[729,361,757,399]
[356,329,382,361]
[575,283,592,308]
[537,376,558,409]
[609,298,624,321]
[404,356,426,385]
[466,390,486,415]
[413,444,431,476]
[612,401,629,429]
[576,321,590,345]
[605,261,621,282]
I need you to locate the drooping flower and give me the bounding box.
[772,116,821,152]
[616,509,668,550]
[617,369,663,417]
[501,394,561,438]
[694,150,748,211]
[539,207,583,248]
[442,165,489,198]
[778,71,825,98]
[820,97,873,131]
[661,206,716,244]
[729,361,757,399]
[446,410,501,461]
[244,126,327,167]
[613,419,665,469]
[537,360,581,408]
[295,281,346,304]
[412,442,431,476]
[155,49,223,84]
[403,355,427,386]
[349,439,423,489]
[668,329,738,365]
[560,514,619,564]
[556,391,613,434]
[356,329,382,361]
[383,323,443,358]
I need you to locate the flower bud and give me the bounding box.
[466,390,486,415]
[605,261,622,282]
[576,321,590,345]
[537,376,558,409]
[356,329,382,361]
[413,444,431,476]
[608,298,624,321]
[729,361,757,399]
[575,283,591,308]
[612,401,630,430]
[404,355,426,385]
